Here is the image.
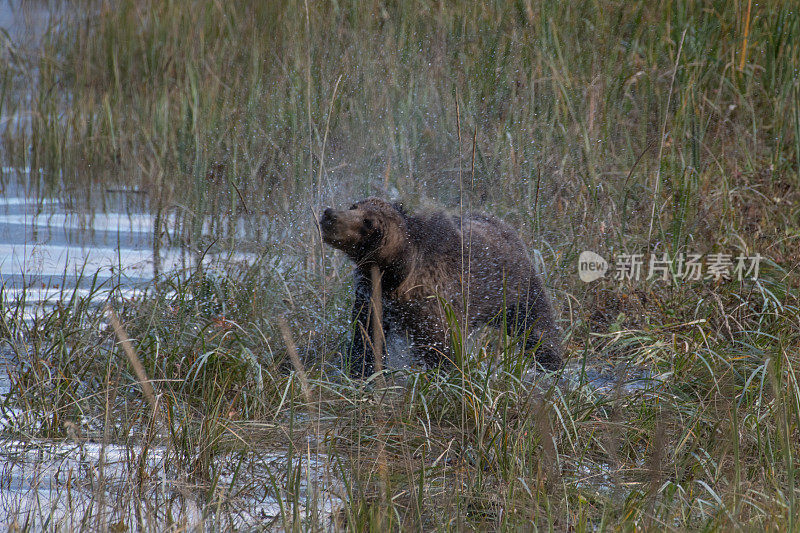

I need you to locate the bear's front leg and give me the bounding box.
[345,270,373,377]
[345,269,391,378]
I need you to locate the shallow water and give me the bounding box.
[0,165,276,526]
[0,1,54,45]
[0,0,63,135]
[0,169,263,318]
[0,173,163,316]
[0,438,343,529]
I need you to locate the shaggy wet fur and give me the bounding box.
[320,197,562,377]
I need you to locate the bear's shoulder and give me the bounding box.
[405,211,461,252]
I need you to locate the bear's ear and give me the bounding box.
[391,201,406,216]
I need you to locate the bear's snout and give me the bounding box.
[320,208,337,229]
[320,207,353,248]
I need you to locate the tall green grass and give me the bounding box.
[0,0,798,529]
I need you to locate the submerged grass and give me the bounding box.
[0,0,799,530]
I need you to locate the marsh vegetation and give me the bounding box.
[0,0,799,530]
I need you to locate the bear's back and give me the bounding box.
[462,212,525,249]
[407,209,532,268]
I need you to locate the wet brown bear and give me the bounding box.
[320,197,562,377]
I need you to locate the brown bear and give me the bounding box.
[320,197,562,377]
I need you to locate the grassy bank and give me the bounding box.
[1,0,799,529]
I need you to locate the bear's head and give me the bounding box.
[320,197,407,265]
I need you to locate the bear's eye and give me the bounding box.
[349,204,358,210]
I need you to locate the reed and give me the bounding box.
[0,0,798,529]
